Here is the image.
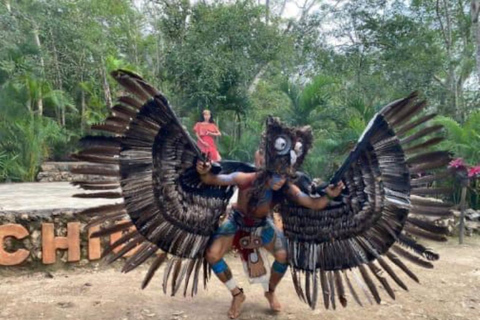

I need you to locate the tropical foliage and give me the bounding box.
[0,0,479,191]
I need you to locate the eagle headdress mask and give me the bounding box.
[263,116,313,176]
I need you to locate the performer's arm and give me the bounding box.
[196,161,254,186]
[286,182,344,210]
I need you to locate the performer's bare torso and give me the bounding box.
[232,172,276,218]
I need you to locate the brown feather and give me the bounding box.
[79,203,125,216]
[392,245,434,269]
[71,165,119,177]
[377,256,408,291]
[84,210,127,230]
[396,113,437,136]
[114,75,151,101]
[334,270,347,307]
[73,192,123,199]
[343,271,363,306]
[320,270,330,310]
[381,92,419,120]
[407,151,451,166]
[368,262,395,299]
[358,264,381,304]
[403,136,445,154]
[76,183,120,191]
[407,217,449,234]
[403,137,445,154]
[305,271,312,308]
[111,70,159,99]
[162,258,175,294]
[191,258,203,296]
[78,136,120,149]
[71,153,119,165]
[409,157,452,174]
[312,271,319,310]
[328,271,337,310]
[405,224,448,242]
[411,172,451,186]
[142,253,167,289]
[90,221,134,238]
[291,268,306,303]
[112,104,138,118]
[391,100,427,127]
[352,269,374,305]
[91,123,125,134]
[105,236,144,264]
[72,179,118,186]
[170,259,183,296]
[411,195,452,207]
[410,187,454,196]
[122,243,158,274]
[400,124,444,145]
[118,96,143,109]
[78,147,120,156]
[101,231,139,258]
[183,259,197,297]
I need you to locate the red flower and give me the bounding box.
[448,158,467,169]
[468,165,480,178]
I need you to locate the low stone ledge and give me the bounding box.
[36,161,118,182]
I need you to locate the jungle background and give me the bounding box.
[0,0,479,208]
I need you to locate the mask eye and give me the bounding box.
[295,141,303,156]
[274,136,291,155]
[275,137,287,151]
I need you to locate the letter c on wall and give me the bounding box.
[0,224,30,266]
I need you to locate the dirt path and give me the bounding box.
[1,237,479,320]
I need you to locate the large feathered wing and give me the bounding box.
[280,92,453,309]
[71,70,253,295]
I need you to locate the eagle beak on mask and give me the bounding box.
[290,149,297,165]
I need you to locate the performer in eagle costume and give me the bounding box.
[72,70,453,319]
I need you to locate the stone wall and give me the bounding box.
[0,209,135,275]
[36,162,117,182]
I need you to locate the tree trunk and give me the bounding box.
[81,87,86,133]
[472,1,480,84]
[101,63,113,109]
[459,182,468,244]
[266,0,270,24]
[50,28,65,126]
[248,64,268,94]
[5,0,11,12]
[33,26,44,116]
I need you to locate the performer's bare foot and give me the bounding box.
[265,290,282,312]
[228,289,246,319]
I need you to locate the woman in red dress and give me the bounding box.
[193,110,222,161]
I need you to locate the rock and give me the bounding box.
[57,302,74,308]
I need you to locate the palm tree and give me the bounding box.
[435,111,480,165]
[278,75,337,127]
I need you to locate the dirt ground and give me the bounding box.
[1,237,479,320]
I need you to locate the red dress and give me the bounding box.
[193,122,221,161]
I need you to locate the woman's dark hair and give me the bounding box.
[200,110,215,123]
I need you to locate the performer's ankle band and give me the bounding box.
[225,278,237,291]
[211,259,228,274]
[272,261,288,274]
